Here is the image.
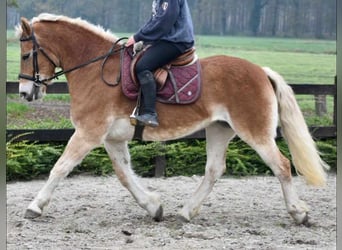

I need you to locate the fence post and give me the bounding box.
[154,142,166,177]
[334,75,337,126]
[315,94,327,116]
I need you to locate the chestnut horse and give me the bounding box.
[17,14,329,225]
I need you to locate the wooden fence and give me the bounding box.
[6,80,337,142]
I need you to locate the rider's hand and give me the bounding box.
[126,36,135,47]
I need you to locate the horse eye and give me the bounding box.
[22,53,30,61]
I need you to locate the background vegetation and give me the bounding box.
[6,138,336,181]
[7,0,336,39]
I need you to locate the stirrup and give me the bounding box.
[130,107,139,126]
[130,88,142,126]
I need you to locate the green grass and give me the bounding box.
[43,94,70,102]
[8,117,72,129]
[195,36,336,54]
[195,36,336,84]
[7,41,20,81]
[25,118,72,129]
[8,31,336,83]
[7,102,32,116]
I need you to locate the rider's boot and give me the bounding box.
[134,70,159,127]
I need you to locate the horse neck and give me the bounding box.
[35,21,123,107]
[35,21,120,78]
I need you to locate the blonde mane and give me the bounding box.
[26,13,119,43]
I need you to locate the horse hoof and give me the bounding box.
[291,210,312,226]
[176,214,190,223]
[24,209,41,219]
[301,213,312,227]
[153,206,163,222]
[177,208,191,222]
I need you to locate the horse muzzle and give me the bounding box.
[19,81,44,102]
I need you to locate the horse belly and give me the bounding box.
[141,108,213,141]
[136,55,276,142]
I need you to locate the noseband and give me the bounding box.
[18,25,127,87]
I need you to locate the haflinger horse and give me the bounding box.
[17,13,329,225]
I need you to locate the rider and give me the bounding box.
[126,0,195,127]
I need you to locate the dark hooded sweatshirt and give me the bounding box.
[134,0,195,51]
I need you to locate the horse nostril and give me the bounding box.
[19,92,28,99]
[19,92,33,101]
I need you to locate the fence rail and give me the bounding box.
[6,126,337,143]
[6,81,337,143]
[6,81,337,95]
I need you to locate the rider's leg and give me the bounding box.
[134,41,183,127]
[135,70,159,127]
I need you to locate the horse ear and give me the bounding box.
[20,17,31,37]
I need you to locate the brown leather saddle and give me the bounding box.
[130,45,197,89]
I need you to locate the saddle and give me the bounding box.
[130,45,197,88]
[121,44,201,104]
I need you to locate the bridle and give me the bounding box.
[18,29,58,87]
[18,25,127,87]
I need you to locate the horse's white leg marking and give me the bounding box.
[179,122,235,221]
[104,139,163,221]
[25,132,97,218]
[251,140,309,224]
[281,177,309,224]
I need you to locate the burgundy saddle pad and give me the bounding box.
[121,47,201,104]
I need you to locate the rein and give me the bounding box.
[18,26,127,87]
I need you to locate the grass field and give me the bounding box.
[7,31,336,128]
[194,35,336,84]
[7,31,336,83]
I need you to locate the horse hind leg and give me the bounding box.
[248,138,310,225]
[178,122,236,221]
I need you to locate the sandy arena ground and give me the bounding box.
[7,173,336,250]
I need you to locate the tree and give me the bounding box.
[7,0,18,8]
[249,0,269,35]
[7,0,336,39]
[270,0,281,36]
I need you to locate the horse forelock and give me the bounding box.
[30,13,119,43]
[15,23,23,38]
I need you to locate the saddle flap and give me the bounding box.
[154,68,168,89]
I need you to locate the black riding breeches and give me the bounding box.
[135,40,184,75]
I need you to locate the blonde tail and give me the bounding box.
[263,67,329,186]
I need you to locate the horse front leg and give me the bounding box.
[25,131,97,219]
[104,139,163,221]
[178,123,235,221]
